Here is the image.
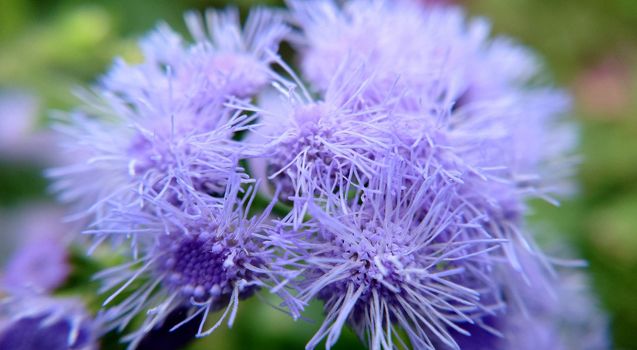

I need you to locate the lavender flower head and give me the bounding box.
[291,0,576,203]
[264,1,590,349]
[272,159,506,350]
[48,96,253,251]
[244,63,395,214]
[96,177,299,348]
[48,7,288,243]
[449,251,610,350]
[0,205,72,293]
[0,294,97,350]
[103,8,288,109]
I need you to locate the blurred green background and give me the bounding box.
[0,0,636,349]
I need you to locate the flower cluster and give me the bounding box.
[46,1,607,350]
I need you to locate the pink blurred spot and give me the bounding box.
[0,90,69,165]
[573,55,632,118]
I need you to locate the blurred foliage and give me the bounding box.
[0,0,636,349]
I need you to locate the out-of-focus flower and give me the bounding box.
[0,294,97,350]
[0,92,39,156]
[2,237,70,294]
[449,255,610,350]
[0,204,73,293]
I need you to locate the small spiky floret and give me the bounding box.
[274,159,505,350]
[290,0,528,108]
[95,178,299,349]
[48,90,254,243]
[103,7,289,109]
[289,0,451,108]
[243,61,396,217]
[0,294,96,350]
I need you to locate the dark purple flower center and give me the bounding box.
[159,234,262,303]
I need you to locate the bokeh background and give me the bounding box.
[0,0,635,349]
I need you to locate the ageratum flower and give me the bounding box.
[448,252,610,350]
[243,61,396,222]
[1,237,70,294]
[274,159,505,350]
[0,205,72,293]
[103,7,288,111]
[290,0,576,202]
[48,90,254,246]
[95,177,300,348]
[48,7,288,243]
[0,294,97,350]
[289,0,488,113]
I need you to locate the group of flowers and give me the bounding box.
[0,1,609,349]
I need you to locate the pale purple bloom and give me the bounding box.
[271,159,505,350]
[0,204,73,293]
[48,7,289,241]
[286,0,577,282]
[448,253,609,350]
[95,177,299,348]
[2,238,70,294]
[290,0,486,113]
[102,8,288,110]
[290,0,576,202]
[45,2,597,349]
[48,92,254,245]
[0,294,97,350]
[242,61,398,224]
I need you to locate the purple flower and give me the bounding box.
[102,7,288,110]
[272,160,505,350]
[48,91,254,244]
[286,1,577,286]
[0,294,97,350]
[45,2,593,349]
[95,177,299,348]
[290,0,489,113]
[243,61,398,223]
[2,238,70,294]
[290,0,576,202]
[0,204,73,293]
[448,251,609,350]
[48,7,289,244]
